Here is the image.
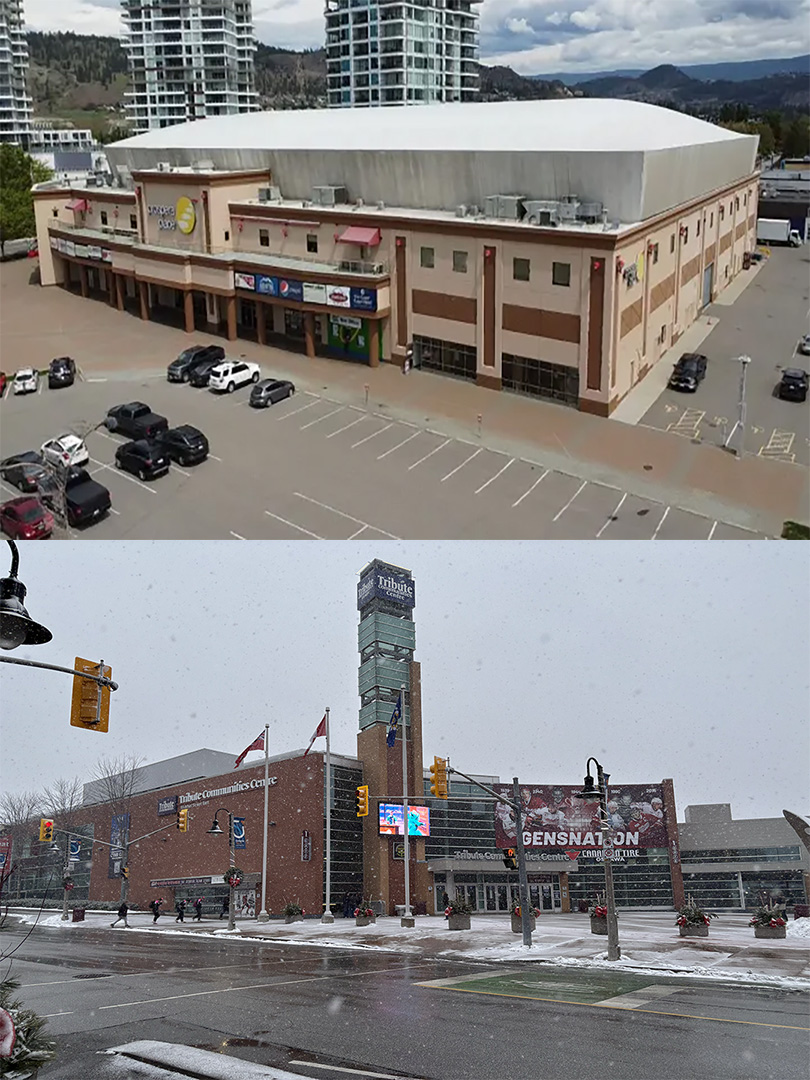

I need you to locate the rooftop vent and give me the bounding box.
[455,205,467,217]
[376,200,385,210]
[193,159,215,172]
[484,195,527,221]
[257,186,281,203]
[312,185,349,207]
[524,200,562,227]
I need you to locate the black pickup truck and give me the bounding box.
[60,467,112,527]
[105,402,169,440]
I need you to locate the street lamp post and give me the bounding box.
[723,354,751,457]
[0,539,52,650]
[207,808,237,931]
[575,758,621,961]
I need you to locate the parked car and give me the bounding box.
[778,368,809,403]
[0,451,47,493]
[798,335,810,357]
[48,356,77,388]
[12,368,38,395]
[167,344,225,383]
[40,433,89,469]
[250,379,295,409]
[52,467,111,527]
[668,353,708,392]
[0,496,54,540]
[106,402,169,439]
[156,425,209,466]
[188,358,223,388]
[114,439,171,480]
[0,372,7,397]
[208,359,260,394]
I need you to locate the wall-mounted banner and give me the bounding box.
[101,249,113,263]
[150,875,215,888]
[303,282,326,304]
[278,278,303,302]
[301,830,312,862]
[350,287,377,312]
[49,236,58,249]
[357,566,416,610]
[108,813,130,879]
[65,241,76,257]
[255,274,278,296]
[326,284,351,308]
[493,784,669,852]
[69,838,81,861]
[235,272,256,291]
[74,244,89,259]
[0,835,12,878]
[233,817,246,850]
[88,245,102,260]
[158,795,178,817]
[451,848,580,863]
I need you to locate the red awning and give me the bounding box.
[338,226,381,247]
[65,198,88,212]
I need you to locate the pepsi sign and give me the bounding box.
[278,278,303,302]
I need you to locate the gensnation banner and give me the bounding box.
[493,783,669,853]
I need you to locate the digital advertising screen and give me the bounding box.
[379,803,430,837]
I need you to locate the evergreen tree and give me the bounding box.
[0,146,52,254]
[0,978,56,1077]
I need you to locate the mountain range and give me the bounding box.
[535,54,809,84]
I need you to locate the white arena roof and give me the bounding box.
[116,98,743,155]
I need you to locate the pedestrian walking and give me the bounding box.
[110,901,129,928]
[150,897,164,923]
[175,898,187,922]
[193,897,204,921]
[219,896,229,920]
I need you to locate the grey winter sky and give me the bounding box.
[23,0,810,75]
[1,541,807,822]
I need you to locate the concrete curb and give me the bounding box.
[106,1041,305,1080]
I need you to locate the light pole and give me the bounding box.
[0,539,52,650]
[207,808,237,931]
[575,759,621,961]
[723,354,751,457]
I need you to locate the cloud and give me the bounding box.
[506,17,534,34]
[569,9,602,30]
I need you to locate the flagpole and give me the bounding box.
[257,723,270,921]
[400,682,412,923]
[321,707,334,923]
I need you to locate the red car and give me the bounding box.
[0,496,54,539]
[0,372,6,397]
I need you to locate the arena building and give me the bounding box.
[32,98,759,416]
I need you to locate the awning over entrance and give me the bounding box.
[337,225,381,247]
[65,198,88,212]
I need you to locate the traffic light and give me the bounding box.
[503,848,517,870]
[355,785,369,818]
[177,809,189,832]
[39,819,54,843]
[120,866,129,879]
[70,658,111,732]
[429,756,449,799]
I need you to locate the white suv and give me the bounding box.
[12,369,38,395]
[208,360,260,394]
[41,433,90,469]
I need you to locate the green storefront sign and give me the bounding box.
[328,315,368,360]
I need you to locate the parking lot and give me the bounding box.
[640,244,810,465]
[0,375,771,540]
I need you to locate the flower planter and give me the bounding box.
[355,915,376,927]
[511,915,536,934]
[447,914,471,931]
[590,916,608,936]
[284,915,303,924]
[679,923,709,937]
[754,925,786,939]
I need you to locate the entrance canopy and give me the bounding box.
[65,198,88,212]
[337,226,381,247]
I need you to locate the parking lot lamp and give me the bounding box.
[575,758,621,961]
[0,539,52,650]
[723,355,751,457]
[208,808,237,931]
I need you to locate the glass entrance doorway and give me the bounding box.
[441,873,562,913]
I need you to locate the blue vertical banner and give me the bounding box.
[69,838,81,861]
[233,817,246,850]
[108,814,129,879]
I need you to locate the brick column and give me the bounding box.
[183,291,194,334]
[107,270,116,307]
[226,295,237,341]
[79,264,88,299]
[138,280,149,321]
[115,274,124,311]
[256,302,266,346]
[304,312,315,359]
[368,319,380,367]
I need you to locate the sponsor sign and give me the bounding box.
[256,274,278,296]
[493,784,668,853]
[350,287,377,312]
[379,804,430,837]
[150,876,215,888]
[108,813,129,879]
[147,197,196,234]
[450,848,578,863]
[233,817,246,850]
[158,795,178,817]
[74,243,89,259]
[49,236,58,249]
[326,283,351,308]
[357,567,416,610]
[88,245,102,260]
[65,241,76,257]
[235,272,256,291]
[302,282,326,304]
[178,776,278,806]
[101,249,113,263]
[332,315,362,329]
[301,830,312,862]
[69,838,81,861]
[278,278,303,302]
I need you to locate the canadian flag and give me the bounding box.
[234,733,264,769]
[303,714,327,757]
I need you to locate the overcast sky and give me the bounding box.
[1,541,807,822]
[23,0,809,75]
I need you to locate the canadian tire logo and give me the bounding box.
[330,289,348,303]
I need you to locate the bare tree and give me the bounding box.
[41,778,85,920]
[0,791,42,900]
[89,754,144,902]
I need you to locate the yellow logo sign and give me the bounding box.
[176,196,196,235]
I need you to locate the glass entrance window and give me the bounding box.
[485,885,496,911]
[502,353,579,407]
[284,308,305,339]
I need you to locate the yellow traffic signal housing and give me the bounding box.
[429,756,449,799]
[177,809,189,832]
[503,848,517,870]
[355,785,369,817]
[120,866,129,879]
[70,658,111,732]
[39,819,54,843]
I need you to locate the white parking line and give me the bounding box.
[707,521,718,540]
[552,480,587,522]
[348,525,368,539]
[596,492,627,538]
[512,470,550,508]
[170,464,191,478]
[88,457,157,494]
[327,415,367,439]
[230,531,246,540]
[209,454,223,462]
[651,506,671,539]
[408,439,451,470]
[264,510,322,539]
[377,431,420,460]
[301,406,344,430]
[475,458,514,494]
[440,448,482,483]
[351,423,393,449]
[276,400,319,421]
[108,508,121,516]
[294,492,400,539]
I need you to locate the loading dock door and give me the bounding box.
[702,263,714,308]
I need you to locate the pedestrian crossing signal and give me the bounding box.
[503,848,517,870]
[355,785,369,818]
[39,819,54,843]
[177,809,189,832]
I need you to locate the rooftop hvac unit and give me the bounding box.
[523,200,562,227]
[485,195,527,220]
[376,200,385,210]
[455,205,468,217]
[355,197,364,207]
[576,201,604,222]
[257,186,281,202]
[312,185,349,206]
[557,197,581,222]
[193,159,215,171]
[466,205,481,216]
[156,162,172,172]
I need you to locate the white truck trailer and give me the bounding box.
[756,218,801,246]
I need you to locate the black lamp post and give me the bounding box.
[0,540,52,651]
[575,757,621,961]
[208,808,237,931]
